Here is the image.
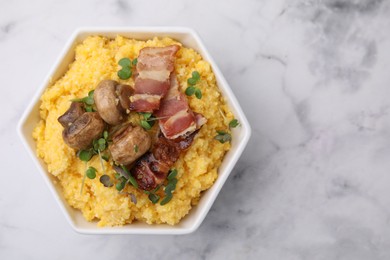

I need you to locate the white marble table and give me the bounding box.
[2,0,390,259]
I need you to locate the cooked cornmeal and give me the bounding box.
[33,36,233,226]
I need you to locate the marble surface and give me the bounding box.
[2,0,390,259]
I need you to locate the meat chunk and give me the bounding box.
[108,124,151,165]
[130,130,198,191]
[130,45,180,112]
[155,74,206,139]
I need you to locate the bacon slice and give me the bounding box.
[131,131,198,191]
[130,45,180,112]
[155,74,207,139]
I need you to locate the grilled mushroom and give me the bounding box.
[57,102,85,128]
[62,112,105,150]
[94,80,133,125]
[109,123,151,165]
[116,84,133,113]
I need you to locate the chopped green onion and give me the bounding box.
[148,193,160,204]
[160,193,173,205]
[164,182,176,194]
[168,169,177,180]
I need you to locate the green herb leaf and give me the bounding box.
[86,167,97,179]
[195,88,202,99]
[152,185,162,193]
[142,112,152,120]
[229,119,239,128]
[167,169,177,180]
[132,58,138,66]
[187,77,197,86]
[134,144,139,153]
[214,131,232,143]
[185,86,196,96]
[98,138,105,145]
[84,97,94,106]
[164,182,176,194]
[116,180,126,191]
[71,91,95,110]
[100,175,113,187]
[140,120,152,130]
[192,71,200,80]
[148,193,160,204]
[121,165,138,188]
[118,58,131,68]
[101,154,109,161]
[118,66,132,80]
[78,149,93,162]
[103,130,108,140]
[85,106,93,112]
[160,193,173,205]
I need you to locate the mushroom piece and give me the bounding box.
[57,102,85,128]
[109,123,151,165]
[62,112,105,150]
[116,84,133,113]
[94,80,132,125]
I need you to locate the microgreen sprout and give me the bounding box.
[139,112,156,130]
[117,58,136,80]
[100,175,113,187]
[78,149,94,162]
[80,164,97,194]
[214,130,232,143]
[148,193,160,204]
[185,71,202,99]
[86,167,97,179]
[229,119,239,128]
[114,165,138,189]
[72,90,95,112]
[115,179,126,191]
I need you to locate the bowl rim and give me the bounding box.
[17,26,252,235]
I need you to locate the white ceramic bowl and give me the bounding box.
[17,27,251,234]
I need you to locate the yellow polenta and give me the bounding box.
[33,36,233,226]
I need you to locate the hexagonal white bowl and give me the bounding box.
[17,27,251,235]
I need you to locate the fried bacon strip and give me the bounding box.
[155,74,207,139]
[130,45,180,112]
[130,131,198,191]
